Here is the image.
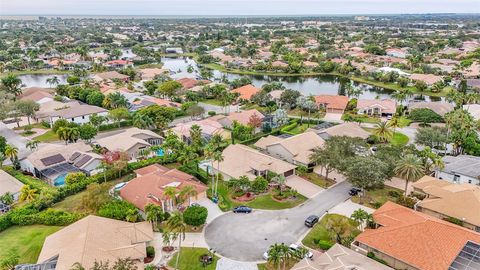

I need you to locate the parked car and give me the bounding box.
[289,244,314,259]
[233,206,252,213]
[304,215,319,227]
[349,187,362,196]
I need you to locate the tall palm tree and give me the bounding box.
[26,140,39,152]
[387,117,400,134]
[394,154,424,195]
[145,203,163,231]
[46,76,60,88]
[179,185,198,206]
[4,144,18,164]
[164,187,177,212]
[267,243,292,270]
[373,121,393,143]
[1,74,23,98]
[57,127,69,144]
[0,153,5,169]
[212,150,224,197]
[167,211,187,270]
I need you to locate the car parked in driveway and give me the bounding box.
[304,215,319,227]
[289,244,313,259]
[233,206,252,213]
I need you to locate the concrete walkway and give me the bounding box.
[216,258,258,270]
[329,199,375,217]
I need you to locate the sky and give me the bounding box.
[1,0,479,16]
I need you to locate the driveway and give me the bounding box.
[197,197,224,223]
[286,175,323,198]
[0,122,30,161]
[204,181,351,262]
[216,258,258,270]
[329,199,374,217]
[323,113,343,123]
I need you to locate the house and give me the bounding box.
[410,73,443,86]
[165,47,184,54]
[213,144,296,180]
[20,215,153,270]
[39,102,108,126]
[291,243,393,270]
[0,170,24,201]
[466,79,480,91]
[171,118,229,143]
[210,109,265,130]
[138,68,169,81]
[255,131,325,167]
[119,164,208,211]
[412,175,480,232]
[464,104,480,121]
[92,71,130,82]
[231,84,260,101]
[352,201,480,270]
[386,48,407,58]
[436,155,480,185]
[176,77,204,90]
[313,95,349,114]
[307,122,370,140]
[104,59,133,69]
[20,87,55,104]
[356,99,396,116]
[21,142,102,186]
[408,101,454,117]
[95,128,163,160]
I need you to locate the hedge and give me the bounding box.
[98,120,133,131]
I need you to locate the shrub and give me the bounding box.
[387,190,402,198]
[208,111,216,116]
[444,216,464,226]
[98,200,140,221]
[395,195,416,209]
[52,119,69,133]
[65,172,87,185]
[251,176,268,193]
[183,205,208,227]
[317,240,334,250]
[146,246,155,258]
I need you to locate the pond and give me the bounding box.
[18,74,69,88]
[162,56,443,102]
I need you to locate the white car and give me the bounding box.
[289,244,313,259]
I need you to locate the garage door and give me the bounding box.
[283,170,294,177]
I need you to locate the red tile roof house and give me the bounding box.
[356,99,397,117]
[104,59,133,69]
[314,95,349,114]
[231,84,260,102]
[352,201,480,270]
[119,164,208,212]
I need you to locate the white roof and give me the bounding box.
[0,170,24,195]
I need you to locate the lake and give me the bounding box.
[162,56,442,102]
[18,74,69,88]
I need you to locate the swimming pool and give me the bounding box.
[156,149,165,157]
[54,173,67,186]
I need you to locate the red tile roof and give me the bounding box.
[120,164,208,210]
[313,95,349,111]
[355,202,480,270]
[231,84,260,100]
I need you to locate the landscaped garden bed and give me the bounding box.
[350,186,405,209]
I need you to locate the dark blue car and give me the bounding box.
[233,206,252,213]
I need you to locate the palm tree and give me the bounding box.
[0,153,5,169]
[164,186,177,212]
[4,144,18,164]
[166,211,187,270]
[145,203,164,231]
[351,208,369,230]
[1,74,23,98]
[26,140,39,152]
[394,154,424,195]
[373,121,393,143]
[267,243,292,270]
[0,192,14,205]
[132,114,154,129]
[19,185,37,202]
[387,117,400,134]
[212,150,224,197]
[125,209,138,222]
[57,127,69,144]
[178,185,198,206]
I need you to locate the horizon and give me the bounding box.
[1,0,480,16]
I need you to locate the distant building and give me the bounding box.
[314,95,349,114]
[436,155,480,185]
[356,99,396,116]
[165,47,184,54]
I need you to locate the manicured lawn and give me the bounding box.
[211,181,307,211]
[351,186,403,209]
[168,247,218,270]
[288,123,310,134]
[391,132,409,146]
[33,130,58,142]
[201,98,224,106]
[287,108,325,120]
[302,214,360,250]
[242,193,307,210]
[300,172,335,188]
[0,225,63,263]
[342,113,380,124]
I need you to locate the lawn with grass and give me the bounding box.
[351,186,403,209]
[201,98,224,106]
[391,132,409,146]
[302,214,360,250]
[300,173,336,188]
[33,129,58,142]
[0,225,63,263]
[168,247,218,270]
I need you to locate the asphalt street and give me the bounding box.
[204,181,352,261]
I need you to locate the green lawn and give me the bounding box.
[302,214,360,250]
[0,225,63,263]
[168,247,219,270]
[33,130,58,142]
[288,123,310,134]
[201,98,224,106]
[351,186,403,209]
[211,181,307,211]
[300,173,336,188]
[391,132,409,146]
